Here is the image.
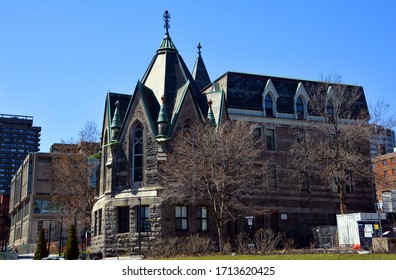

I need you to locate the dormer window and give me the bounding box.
[296,96,304,119]
[265,94,274,117]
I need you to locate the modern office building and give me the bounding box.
[370,126,396,156]
[0,114,41,194]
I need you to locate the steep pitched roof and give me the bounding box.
[205,86,228,127]
[102,92,131,143]
[140,20,206,137]
[192,43,211,91]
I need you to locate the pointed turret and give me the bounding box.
[192,43,211,91]
[157,95,169,137]
[111,100,122,140]
[141,11,206,138]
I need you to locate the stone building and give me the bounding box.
[8,143,99,254]
[90,11,375,256]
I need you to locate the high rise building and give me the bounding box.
[0,114,41,194]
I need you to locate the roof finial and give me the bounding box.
[111,100,122,140]
[197,43,202,55]
[163,10,171,35]
[207,99,215,126]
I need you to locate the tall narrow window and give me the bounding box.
[175,206,188,231]
[265,94,274,117]
[266,129,275,151]
[300,171,309,191]
[296,97,304,119]
[132,124,143,182]
[345,172,353,194]
[196,207,208,232]
[253,128,262,148]
[139,205,150,232]
[94,211,98,236]
[98,209,102,235]
[268,165,277,189]
[118,207,130,233]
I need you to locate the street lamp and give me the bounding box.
[59,217,63,256]
[137,197,141,256]
[48,219,52,253]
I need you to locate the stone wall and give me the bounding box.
[90,204,162,257]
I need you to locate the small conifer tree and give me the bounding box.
[63,224,80,260]
[34,228,49,260]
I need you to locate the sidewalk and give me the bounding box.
[17,253,143,260]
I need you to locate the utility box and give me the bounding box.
[336,213,386,247]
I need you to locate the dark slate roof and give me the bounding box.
[215,72,368,116]
[192,45,211,91]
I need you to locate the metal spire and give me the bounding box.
[163,10,171,35]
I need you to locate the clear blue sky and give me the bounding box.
[1,0,395,152]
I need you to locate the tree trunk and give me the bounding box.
[217,225,224,253]
[339,188,347,214]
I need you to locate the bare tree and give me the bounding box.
[49,122,100,228]
[160,120,270,252]
[289,75,373,214]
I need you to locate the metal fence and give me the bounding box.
[0,252,18,260]
[312,226,338,248]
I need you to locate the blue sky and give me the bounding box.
[1,1,395,152]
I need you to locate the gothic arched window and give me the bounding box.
[296,96,304,119]
[265,94,274,117]
[132,124,143,182]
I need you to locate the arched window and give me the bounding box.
[296,96,304,119]
[132,124,143,182]
[265,94,274,117]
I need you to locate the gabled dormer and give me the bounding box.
[262,79,279,117]
[294,82,310,120]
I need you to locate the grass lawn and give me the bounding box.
[162,252,396,260]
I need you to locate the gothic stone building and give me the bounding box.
[91,13,375,256]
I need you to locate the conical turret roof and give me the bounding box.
[140,11,206,136]
[192,43,211,91]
